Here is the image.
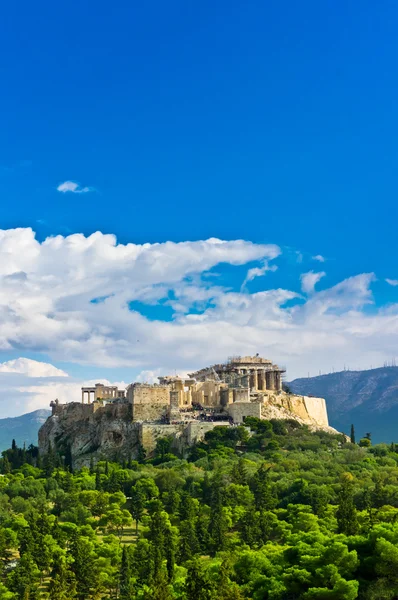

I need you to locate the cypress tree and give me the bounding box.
[130,486,145,535]
[251,464,277,511]
[350,424,356,444]
[48,553,76,600]
[119,546,133,600]
[164,527,175,582]
[184,558,214,600]
[69,535,96,599]
[209,480,228,553]
[95,466,101,491]
[336,476,359,535]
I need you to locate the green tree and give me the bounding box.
[130,486,145,535]
[251,464,277,511]
[336,475,359,536]
[7,552,40,599]
[69,536,96,599]
[184,558,214,600]
[48,553,76,600]
[350,424,355,445]
[119,546,134,600]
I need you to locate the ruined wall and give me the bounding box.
[185,421,230,445]
[227,402,261,424]
[131,385,170,421]
[139,423,185,454]
[191,381,227,407]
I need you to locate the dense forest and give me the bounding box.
[0,420,397,599]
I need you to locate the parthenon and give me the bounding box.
[188,355,285,392]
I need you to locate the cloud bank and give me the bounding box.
[0,227,397,417]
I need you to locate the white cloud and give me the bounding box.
[386,278,398,286]
[312,254,326,263]
[300,270,326,294]
[0,227,397,401]
[57,181,93,194]
[0,357,126,417]
[0,358,67,378]
[241,262,277,290]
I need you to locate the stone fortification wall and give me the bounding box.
[227,402,262,424]
[185,421,230,445]
[130,385,170,421]
[140,423,186,454]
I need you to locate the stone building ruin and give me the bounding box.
[41,354,332,467]
[73,355,327,428]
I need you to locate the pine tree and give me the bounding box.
[350,424,356,444]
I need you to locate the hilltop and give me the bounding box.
[289,366,398,442]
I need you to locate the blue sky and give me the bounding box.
[0,1,398,415]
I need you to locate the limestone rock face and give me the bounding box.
[38,402,141,469]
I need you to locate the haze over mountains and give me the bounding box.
[0,409,50,452]
[289,366,398,443]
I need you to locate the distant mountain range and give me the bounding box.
[0,409,51,452]
[289,367,398,443]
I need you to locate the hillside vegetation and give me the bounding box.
[0,420,398,598]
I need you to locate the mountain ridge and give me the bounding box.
[0,409,51,452]
[289,366,398,443]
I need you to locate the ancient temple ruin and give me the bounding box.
[75,355,298,426]
[42,354,331,467]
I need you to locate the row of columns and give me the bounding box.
[235,369,282,391]
[82,389,94,404]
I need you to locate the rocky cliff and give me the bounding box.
[38,402,141,468]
